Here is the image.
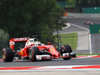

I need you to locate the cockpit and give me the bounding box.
[25,38,41,46]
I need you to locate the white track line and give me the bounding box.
[70,23,89,31]
[62,23,71,29]
[1,65,100,72]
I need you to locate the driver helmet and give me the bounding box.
[34,41,41,46]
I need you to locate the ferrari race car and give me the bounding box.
[2,37,76,62]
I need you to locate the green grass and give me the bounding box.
[55,33,78,50]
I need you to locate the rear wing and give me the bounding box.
[9,37,29,51]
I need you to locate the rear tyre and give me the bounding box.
[2,48,14,62]
[61,45,72,60]
[29,47,41,61]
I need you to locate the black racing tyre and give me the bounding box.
[2,48,14,62]
[61,45,72,60]
[29,47,41,61]
[63,57,71,60]
[61,45,72,54]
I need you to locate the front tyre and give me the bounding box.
[29,47,41,61]
[63,56,71,60]
[2,48,14,62]
[61,45,72,60]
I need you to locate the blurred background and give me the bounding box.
[0,0,100,54]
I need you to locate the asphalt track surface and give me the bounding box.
[66,17,100,29]
[0,57,100,67]
[57,17,100,34]
[1,17,100,68]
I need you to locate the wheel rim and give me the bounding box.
[62,48,65,52]
[2,53,5,60]
[29,51,32,59]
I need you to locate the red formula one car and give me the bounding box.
[84,21,95,25]
[2,37,76,62]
